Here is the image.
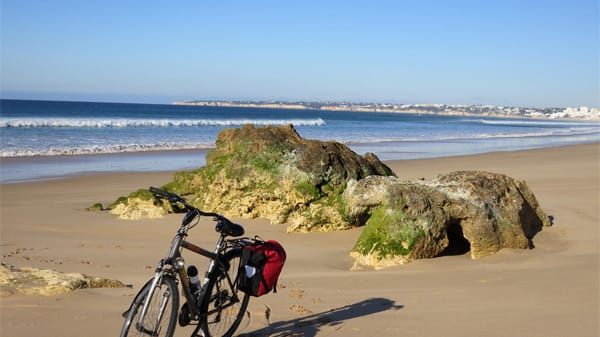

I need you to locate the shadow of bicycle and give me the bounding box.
[239,297,404,337]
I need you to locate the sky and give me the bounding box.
[1,0,598,107]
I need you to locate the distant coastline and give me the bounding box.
[173,100,600,121]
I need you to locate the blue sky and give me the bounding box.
[1,0,598,107]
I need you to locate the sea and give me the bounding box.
[1,99,599,183]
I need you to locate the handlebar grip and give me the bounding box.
[149,186,185,205]
[149,186,172,199]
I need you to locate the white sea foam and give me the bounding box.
[0,117,326,128]
[0,142,214,157]
[3,126,598,158]
[342,128,600,145]
[472,119,600,127]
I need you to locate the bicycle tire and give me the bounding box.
[120,276,179,337]
[199,248,250,337]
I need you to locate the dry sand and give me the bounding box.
[1,143,598,337]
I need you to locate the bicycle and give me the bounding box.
[120,187,252,337]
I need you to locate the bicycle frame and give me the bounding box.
[135,215,243,332]
[180,236,246,319]
[121,187,253,337]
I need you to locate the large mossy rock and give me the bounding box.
[108,124,551,267]
[347,171,552,269]
[111,124,395,232]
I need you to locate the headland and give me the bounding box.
[174,100,600,120]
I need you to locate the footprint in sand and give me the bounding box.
[290,289,304,299]
[289,304,313,316]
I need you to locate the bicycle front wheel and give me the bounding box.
[199,249,250,337]
[120,276,179,337]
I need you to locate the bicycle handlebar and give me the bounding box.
[149,186,225,219]
[149,186,181,203]
[149,186,245,237]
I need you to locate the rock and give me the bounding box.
[348,171,551,269]
[0,263,126,297]
[110,124,395,232]
[109,189,171,220]
[86,203,104,211]
[434,171,551,256]
[107,125,551,266]
[109,197,167,220]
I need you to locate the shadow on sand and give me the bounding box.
[239,297,404,337]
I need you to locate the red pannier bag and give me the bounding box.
[238,239,286,297]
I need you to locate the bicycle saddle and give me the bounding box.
[216,220,245,237]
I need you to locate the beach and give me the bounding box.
[1,143,598,337]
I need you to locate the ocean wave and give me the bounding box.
[0,117,326,128]
[468,118,600,127]
[3,122,599,157]
[343,128,600,145]
[0,142,215,157]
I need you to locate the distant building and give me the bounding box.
[559,106,600,120]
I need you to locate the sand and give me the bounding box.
[1,143,598,337]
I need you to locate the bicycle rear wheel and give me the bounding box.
[199,249,250,337]
[120,276,179,337]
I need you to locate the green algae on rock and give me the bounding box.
[347,172,552,269]
[107,125,551,268]
[109,188,173,220]
[109,124,395,231]
[86,203,104,211]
